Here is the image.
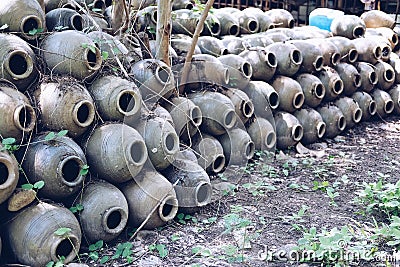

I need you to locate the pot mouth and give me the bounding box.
[369,70,378,85]
[155,65,173,85]
[241,100,254,119]
[101,206,128,234]
[381,45,391,59]
[348,49,358,63]
[291,124,303,142]
[72,100,95,128]
[151,10,158,24]
[184,2,194,9]
[352,26,365,39]
[314,83,325,99]
[384,68,395,83]
[265,51,277,68]
[316,121,326,138]
[13,104,36,132]
[83,46,102,71]
[70,14,84,31]
[373,46,382,60]
[126,139,147,166]
[190,106,203,127]
[195,182,212,206]
[288,19,295,28]
[391,33,399,47]
[158,195,178,222]
[241,62,253,79]
[58,156,85,187]
[268,91,280,109]
[353,108,362,123]
[246,19,259,33]
[290,49,303,65]
[211,154,225,173]
[63,3,77,10]
[163,131,179,155]
[92,0,106,12]
[209,20,221,36]
[293,92,305,109]
[353,73,361,88]
[222,68,230,85]
[5,50,34,80]
[332,79,344,95]
[50,235,80,264]
[228,24,240,36]
[222,109,237,130]
[369,100,377,115]
[331,53,341,66]
[104,0,113,7]
[244,140,255,160]
[384,99,395,114]
[221,48,229,56]
[117,89,141,116]
[265,130,277,149]
[314,56,324,71]
[337,115,346,131]
[0,158,16,190]
[20,15,43,40]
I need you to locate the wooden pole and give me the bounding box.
[156,0,172,66]
[178,0,215,94]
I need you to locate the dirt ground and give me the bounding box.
[68,114,400,267]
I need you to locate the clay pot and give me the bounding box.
[34,81,95,138]
[296,73,325,108]
[130,59,176,103]
[237,10,260,34]
[81,13,109,31]
[117,34,143,64]
[366,28,398,50]
[135,117,180,171]
[271,75,304,112]
[164,159,212,211]
[246,117,276,151]
[213,10,240,36]
[153,105,175,126]
[352,91,377,121]
[130,0,156,10]
[172,0,193,10]
[317,104,346,138]
[46,8,83,31]
[121,170,178,229]
[22,133,86,200]
[133,6,157,33]
[0,33,38,91]
[202,13,221,37]
[175,148,198,163]
[172,9,201,35]
[171,38,202,56]
[0,81,36,141]
[294,108,326,144]
[6,202,81,267]
[262,30,291,42]
[265,9,295,28]
[289,40,324,73]
[334,62,361,96]
[222,36,247,55]
[85,123,148,183]
[218,128,255,165]
[40,30,102,81]
[361,10,395,29]
[148,40,178,62]
[373,36,392,62]
[241,34,274,49]
[77,180,129,242]
[327,36,358,63]
[192,134,225,173]
[266,42,302,77]
[352,38,382,64]
[188,91,236,136]
[274,111,303,150]
[221,88,254,124]
[44,0,77,12]
[163,97,202,142]
[0,0,45,40]
[330,15,366,39]
[316,67,344,102]
[244,7,275,32]
[334,97,362,129]
[239,47,277,81]
[354,62,378,93]
[389,53,400,84]
[375,60,396,91]
[0,144,19,205]
[218,54,253,90]
[81,0,106,12]
[244,81,279,122]
[197,36,228,56]
[88,75,141,122]
[372,89,394,117]
[389,85,400,115]
[311,38,340,67]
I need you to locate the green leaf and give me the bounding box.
[100,256,109,264]
[80,165,90,176]
[2,137,16,145]
[177,213,185,220]
[45,132,56,141]
[171,234,180,242]
[156,244,168,258]
[45,261,55,267]
[57,130,68,137]
[34,180,45,189]
[21,183,34,190]
[89,251,99,261]
[54,227,72,236]
[28,28,43,36]
[0,24,8,30]
[102,51,109,61]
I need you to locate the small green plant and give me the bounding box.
[28,27,44,36]
[222,244,245,263]
[149,243,168,258]
[80,164,90,176]
[86,240,106,262]
[284,205,309,232]
[46,256,65,267]
[45,130,69,141]
[81,43,97,53]
[112,242,134,263]
[21,180,45,191]
[69,203,84,214]
[176,213,198,224]
[242,181,276,196]
[54,227,72,237]
[223,209,252,234]
[191,245,212,257]
[326,187,340,206]
[1,137,19,152]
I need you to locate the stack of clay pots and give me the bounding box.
[0,0,400,266]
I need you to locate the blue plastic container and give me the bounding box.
[309,8,344,31]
